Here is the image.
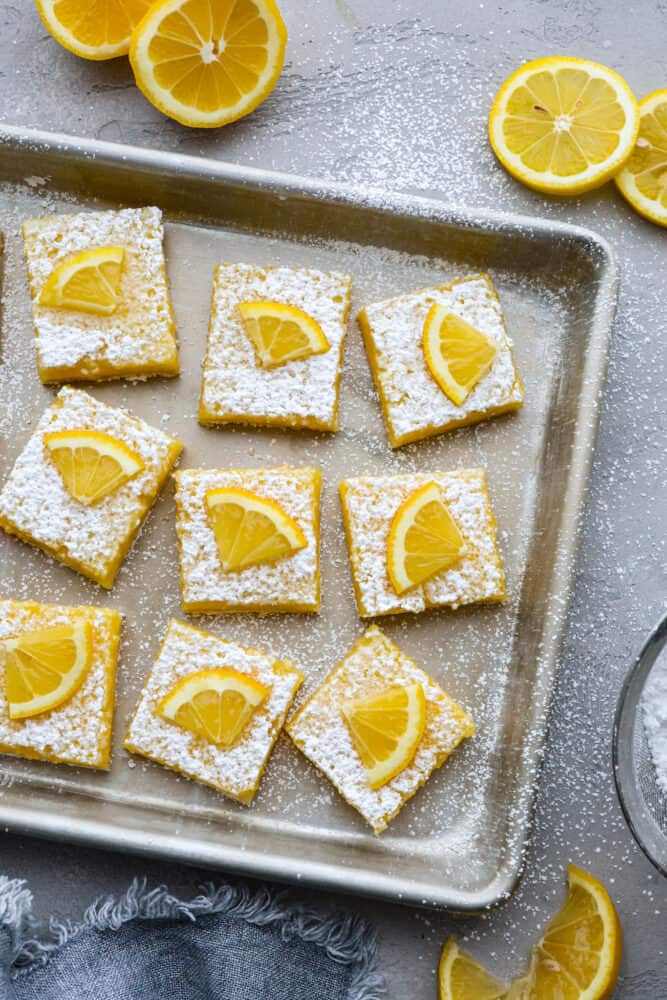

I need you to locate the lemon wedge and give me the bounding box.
[439,940,507,1000]
[206,487,307,573]
[615,89,667,227]
[387,482,466,595]
[39,247,125,315]
[238,300,330,368]
[342,682,426,789]
[35,0,152,60]
[423,306,497,406]
[3,622,93,720]
[44,430,144,506]
[158,668,269,747]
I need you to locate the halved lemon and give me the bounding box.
[238,301,330,368]
[488,57,639,194]
[129,0,288,129]
[423,306,497,406]
[35,0,153,60]
[387,482,466,595]
[158,668,269,747]
[2,622,93,720]
[341,682,426,789]
[615,89,667,227]
[439,939,507,1000]
[206,487,307,573]
[39,247,125,316]
[44,429,145,506]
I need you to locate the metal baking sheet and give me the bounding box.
[0,125,616,910]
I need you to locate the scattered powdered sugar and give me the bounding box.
[643,652,667,796]
[125,619,303,802]
[200,263,351,429]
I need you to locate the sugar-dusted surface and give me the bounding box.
[360,274,523,446]
[22,206,178,380]
[288,626,474,832]
[199,263,351,430]
[174,466,321,612]
[125,620,303,803]
[341,469,505,617]
[0,600,120,768]
[0,386,183,587]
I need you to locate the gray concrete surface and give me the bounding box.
[1,1,666,997]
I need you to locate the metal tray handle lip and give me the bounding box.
[0,123,617,271]
[612,612,667,878]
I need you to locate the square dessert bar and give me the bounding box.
[358,273,524,447]
[22,207,179,382]
[124,619,303,804]
[0,600,121,769]
[340,469,506,617]
[0,387,183,588]
[286,625,475,833]
[174,465,321,614]
[199,263,352,431]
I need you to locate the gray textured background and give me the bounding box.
[1,1,666,997]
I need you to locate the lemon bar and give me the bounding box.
[124,619,303,804]
[340,469,506,617]
[358,274,524,448]
[22,207,179,382]
[0,386,183,588]
[199,264,352,431]
[286,625,475,833]
[174,466,321,614]
[0,600,121,769]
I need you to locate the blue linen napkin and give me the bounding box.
[0,876,384,1000]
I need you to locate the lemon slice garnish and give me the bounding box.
[238,300,330,368]
[129,0,288,129]
[3,622,93,720]
[438,939,507,1000]
[387,482,466,595]
[423,306,497,406]
[342,682,426,790]
[35,0,152,60]
[615,89,667,228]
[39,247,125,316]
[158,668,269,748]
[44,429,145,506]
[488,56,639,194]
[206,487,307,573]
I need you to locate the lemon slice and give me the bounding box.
[238,301,330,368]
[488,57,639,194]
[44,430,145,506]
[615,89,667,227]
[158,668,269,747]
[439,940,508,1000]
[2,622,93,720]
[129,0,288,129]
[206,487,307,573]
[39,247,125,316]
[35,0,152,60]
[342,682,426,789]
[423,306,497,406]
[387,482,466,595]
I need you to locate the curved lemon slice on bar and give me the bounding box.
[158,668,269,748]
[615,89,667,227]
[3,622,93,720]
[488,56,639,194]
[423,306,497,406]
[342,682,426,789]
[39,247,125,315]
[238,301,330,368]
[44,430,145,506]
[35,0,152,60]
[387,482,466,595]
[206,487,307,573]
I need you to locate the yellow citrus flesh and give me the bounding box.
[238,300,330,368]
[158,668,269,747]
[34,0,153,60]
[341,682,426,789]
[387,482,466,595]
[488,57,639,194]
[2,622,93,720]
[38,247,125,316]
[507,865,623,1000]
[423,306,497,406]
[615,89,667,227]
[439,939,508,1000]
[129,0,288,128]
[44,429,145,506]
[205,487,307,573]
